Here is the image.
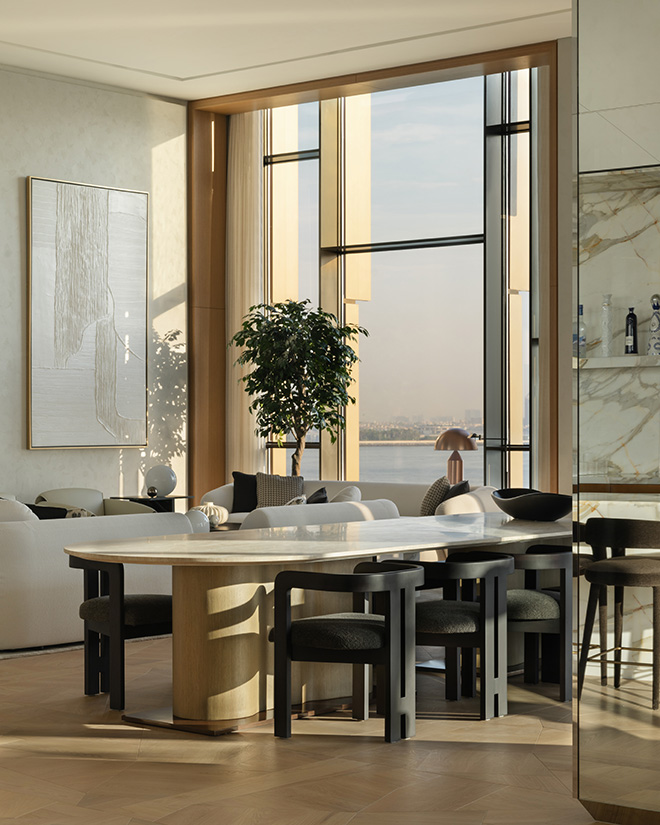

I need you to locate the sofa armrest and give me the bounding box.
[201,484,234,511]
[240,499,400,530]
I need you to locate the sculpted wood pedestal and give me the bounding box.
[66,513,571,735]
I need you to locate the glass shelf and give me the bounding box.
[573,355,660,369]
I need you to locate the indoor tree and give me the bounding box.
[229,300,367,476]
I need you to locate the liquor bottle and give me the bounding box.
[577,304,587,357]
[648,294,660,356]
[625,307,638,354]
[601,294,613,357]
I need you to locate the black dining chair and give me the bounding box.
[270,561,424,742]
[578,517,660,709]
[506,544,573,702]
[69,556,172,710]
[414,552,515,720]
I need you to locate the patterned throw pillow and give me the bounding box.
[419,476,451,516]
[256,473,305,508]
[285,495,307,506]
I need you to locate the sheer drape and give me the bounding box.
[225,111,267,477]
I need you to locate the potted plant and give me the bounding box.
[229,300,367,476]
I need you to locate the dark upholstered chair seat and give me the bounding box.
[79,594,172,627]
[416,599,480,634]
[585,556,660,588]
[269,612,386,650]
[507,589,561,621]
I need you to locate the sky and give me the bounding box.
[288,77,488,422]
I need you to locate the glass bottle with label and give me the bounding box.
[625,307,638,354]
[648,295,660,356]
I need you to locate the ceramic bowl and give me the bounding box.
[491,488,572,521]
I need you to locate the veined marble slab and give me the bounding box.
[578,166,660,483]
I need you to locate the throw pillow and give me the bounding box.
[330,486,362,503]
[256,473,305,508]
[306,487,329,504]
[64,507,95,518]
[444,480,470,501]
[232,471,258,512]
[419,476,451,516]
[25,503,68,519]
[0,500,39,522]
[285,495,307,506]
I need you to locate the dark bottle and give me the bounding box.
[625,307,638,354]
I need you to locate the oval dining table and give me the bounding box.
[65,512,572,734]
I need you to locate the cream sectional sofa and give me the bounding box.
[0,511,195,650]
[202,479,497,528]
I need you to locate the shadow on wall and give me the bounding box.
[141,328,186,472]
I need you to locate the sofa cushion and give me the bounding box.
[419,476,451,516]
[306,487,328,504]
[330,486,361,503]
[256,472,304,508]
[435,486,498,516]
[232,472,258,513]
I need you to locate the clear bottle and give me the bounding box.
[648,294,660,356]
[577,304,587,357]
[625,307,638,354]
[601,294,613,357]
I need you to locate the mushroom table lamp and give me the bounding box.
[434,428,478,484]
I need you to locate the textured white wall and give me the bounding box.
[0,66,187,503]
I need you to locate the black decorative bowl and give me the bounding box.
[492,488,572,521]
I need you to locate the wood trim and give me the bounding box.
[575,483,660,495]
[190,41,558,114]
[187,107,227,504]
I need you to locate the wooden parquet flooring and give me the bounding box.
[0,638,601,824]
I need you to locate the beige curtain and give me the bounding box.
[225,111,267,477]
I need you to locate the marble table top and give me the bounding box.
[64,513,572,566]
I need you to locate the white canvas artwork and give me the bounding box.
[29,178,148,448]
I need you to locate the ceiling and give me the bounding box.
[0,1,572,101]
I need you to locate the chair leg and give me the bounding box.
[598,585,609,686]
[444,647,460,701]
[84,627,101,696]
[274,641,292,738]
[99,634,110,693]
[614,585,624,689]
[540,634,559,684]
[653,588,660,711]
[352,663,369,721]
[461,649,477,697]
[524,633,540,684]
[579,583,599,697]
[108,632,125,711]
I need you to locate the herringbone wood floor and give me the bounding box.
[0,638,601,824]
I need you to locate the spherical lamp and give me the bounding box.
[434,428,478,484]
[144,464,177,497]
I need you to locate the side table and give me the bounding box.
[110,495,193,514]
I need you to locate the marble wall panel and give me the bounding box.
[577,168,660,484]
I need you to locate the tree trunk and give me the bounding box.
[291,434,306,476]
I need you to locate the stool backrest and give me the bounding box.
[585,518,660,560]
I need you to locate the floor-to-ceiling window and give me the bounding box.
[262,69,537,488]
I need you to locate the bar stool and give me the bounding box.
[578,517,660,709]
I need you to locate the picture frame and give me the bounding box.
[28,177,148,449]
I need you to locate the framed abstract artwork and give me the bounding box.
[28,177,148,448]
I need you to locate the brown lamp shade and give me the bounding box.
[434,428,477,452]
